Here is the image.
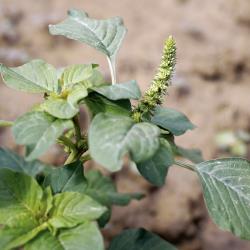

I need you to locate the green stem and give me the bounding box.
[107,56,116,84]
[175,160,196,172]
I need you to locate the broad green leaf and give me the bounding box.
[25,222,104,250]
[0,147,53,177]
[25,230,63,250]
[175,145,203,164]
[60,64,95,89]
[0,60,58,93]
[12,111,73,160]
[151,107,195,136]
[82,69,105,88]
[85,92,131,116]
[0,120,13,127]
[0,223,48,250]
[136,139,174,186]
[48,192,106,229]
[43,161,87,193]
[196,158,250,240]
[109,228,177,250]
[41,97,79,119]
[42,84,88,119]
[92,80,141,100]
[84,170,144,206]
[49,9,126,58]
[0,227,29,250]
[89,113,160,171]
[67,84,88,106]
[0,169,44,226]
[43,164,142,226]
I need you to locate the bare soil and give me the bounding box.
[1,0,250,249]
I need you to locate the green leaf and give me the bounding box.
[12,111,73,160]
[41,97,79,119]
[0,223,48,250]
[92,80,141,100]
[89,113,160,171]
[108,228,177,250]
[0,120,13,127]
[49,9,126,59]
[0,60,58,93]
[151,107,195,136]
[67,84,88,106]
[196,158,250,240]
[0,147,53,177]
[136,139,174,186]
[43,164,142,227]
[85,92,131,116]
[84,170,144,206]
[25,230,63,250]
[175,146,203,164]
[43,161,87,193]
[25,222,104,250]
[60,64,95,89]
[48,192,106,229]
[0,169,44,226]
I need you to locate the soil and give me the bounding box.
[1,0,250,249]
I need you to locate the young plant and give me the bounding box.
[0,9,249,250]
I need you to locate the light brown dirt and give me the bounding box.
[1,0,250,249]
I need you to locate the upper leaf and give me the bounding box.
[89,113,160,171]
[0,147,53,177]
[151,107,195,136]
[196,158,250,240]
[41,97,79,119]
[49,9,127,58]
[0,60,58,93]
[92,80,141,100]
[60,64,96,89]
[48,192,106,229]
[25,222,104,250]
[108,228,177,250]
[136,139,174,186]
[12,111,73,160]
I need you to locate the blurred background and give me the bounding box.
[1,0,250,249]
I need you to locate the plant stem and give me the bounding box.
[73,115,82,142]
[107,56,116,84]
[174,160,196,172]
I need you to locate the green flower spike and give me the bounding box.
[132,36,176,122]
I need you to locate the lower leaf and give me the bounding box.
[108,228,177,250]
[136,139,174,186]
[25,222,104,250]
[196,158,250,239]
